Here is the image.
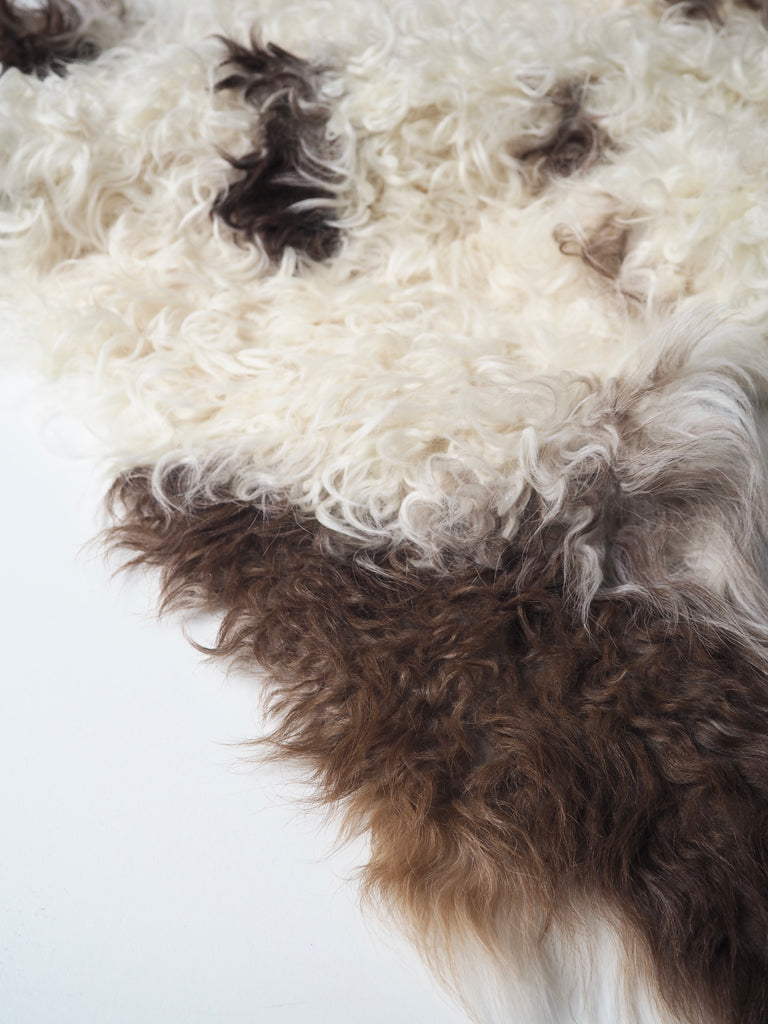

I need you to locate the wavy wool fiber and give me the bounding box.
[5,1,768,1022]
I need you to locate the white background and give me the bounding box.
[0,380,468,1024]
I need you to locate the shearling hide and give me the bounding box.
[4,0,768,1021]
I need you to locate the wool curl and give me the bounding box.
[0,0,89,77]
[0,0,126,77]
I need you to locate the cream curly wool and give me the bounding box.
[4,2,768,1023]
[2,0,767,561]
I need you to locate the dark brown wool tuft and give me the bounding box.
[106,467,768,1024]
[0,0,97,78]
[662,0,723,22]
[738,0,768,26]
[663,0,768,24]
[554,218,630,282]
[519,84,608,187]
[212,37,343,263]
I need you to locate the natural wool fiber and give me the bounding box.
[4,1,768,1021]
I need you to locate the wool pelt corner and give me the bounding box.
[4,0,768,1020]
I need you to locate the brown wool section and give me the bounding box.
[738,0,768,25]
[0,0,97,78]
[106,467,768,1024]
[662,0,723,22]
[518,84,609,189]
[212,37,343,263]
[554,217,631,283]
[663,0,768,25]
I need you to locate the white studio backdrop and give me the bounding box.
[0,382,468,1024]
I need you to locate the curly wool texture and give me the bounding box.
[6,1,768,1022]
[0,0,128,77]
[4,0,768,561]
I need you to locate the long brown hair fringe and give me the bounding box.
[105,466,768,1024]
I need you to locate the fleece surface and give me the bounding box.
[4,1,768,1022]
[4,0,768,560]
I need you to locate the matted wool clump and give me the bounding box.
[4,0,768,1021]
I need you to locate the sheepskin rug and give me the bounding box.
[4,0,768,1020]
